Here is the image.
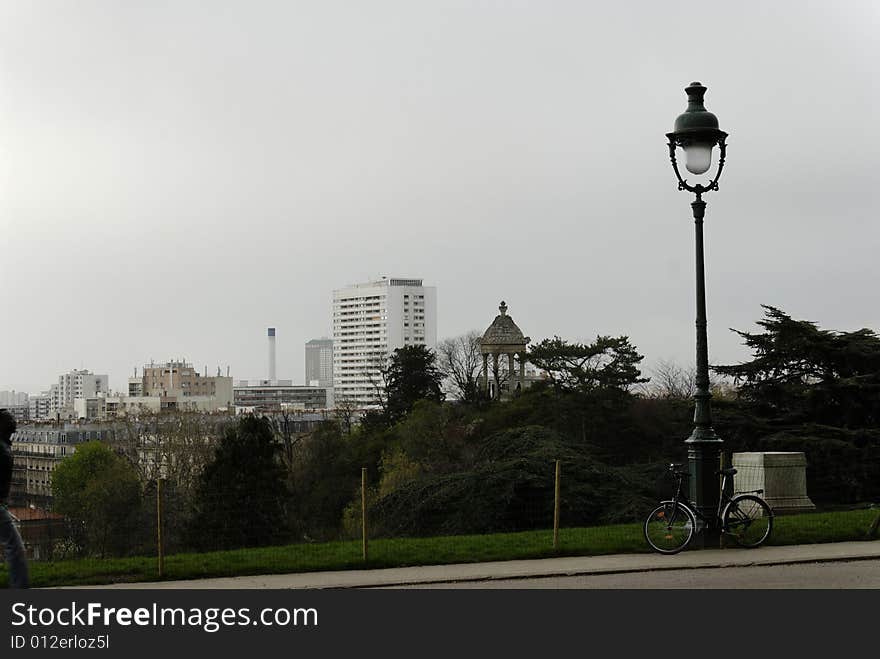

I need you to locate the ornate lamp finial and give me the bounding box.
[499,301,508,315]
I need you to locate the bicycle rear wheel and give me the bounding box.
[644,502,694,554]
[723,495,773,548]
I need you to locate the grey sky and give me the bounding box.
[2,1,878,394]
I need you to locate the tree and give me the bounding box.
[436,331,484,403]
[713,305,880,426]
[364,353,391,419]
[112,409,226,498]
[369,425,656,537]
[109,410,231,553]
[391,400,469,473]
[332,393,359,435]
[189,415,289,550]
[378,345,445,425]
[265,408,310,476]
[642,359,697,400]
[51,441,142,558]
[528,335,649,396]
[288,422,362,539]
[708,306,880,504]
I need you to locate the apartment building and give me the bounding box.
[0,391,29,422]
[332,277,436,407]
[46,370,109,418]
[28,393,51,421]
[9,425,112,507]
[233,380,327,412]
[127,377,143,397]
[73,393,236,420]
[305,338,334,388]
[0,391,28,407]
[136,361,233,407]
[19,370,108,420]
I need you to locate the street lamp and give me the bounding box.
[666,81,727,547]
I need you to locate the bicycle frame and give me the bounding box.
[666,469,764,532]
[664,470,697,528]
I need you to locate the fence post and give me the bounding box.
[553,460,561,552]
[157,478,165,578]
[361,467,368,562]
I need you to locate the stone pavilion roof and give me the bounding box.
[480,301,529,347]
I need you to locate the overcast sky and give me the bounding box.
[1,1,878,395]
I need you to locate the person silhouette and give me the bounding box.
[0,409,29,588]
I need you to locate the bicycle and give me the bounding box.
[644,463,773,554]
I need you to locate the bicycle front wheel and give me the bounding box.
[644,502,694,554]
[723,495,773,548]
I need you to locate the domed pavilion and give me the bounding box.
[478,301,530,400]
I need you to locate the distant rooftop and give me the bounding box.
[338,277,425,290]
[144,360,193,369]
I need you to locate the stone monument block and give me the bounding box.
[732,452,816,514]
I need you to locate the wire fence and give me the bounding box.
[3,451,879,587]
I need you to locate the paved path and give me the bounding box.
[393,559,880,588]
[74,540,880,589]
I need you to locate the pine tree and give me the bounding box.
[189,415,289,549]
[713,305,880,426]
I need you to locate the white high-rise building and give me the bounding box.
[332,277,437,407]
[49,370,109,418]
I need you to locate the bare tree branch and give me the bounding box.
[332,393,359,435]
[436,330,483,403]
[643,359,697,400]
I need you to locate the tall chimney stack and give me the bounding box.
[268,327,276,382]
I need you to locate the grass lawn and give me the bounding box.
[2,507,877,588]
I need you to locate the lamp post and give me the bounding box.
[666,81,727,547]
